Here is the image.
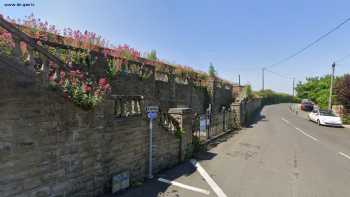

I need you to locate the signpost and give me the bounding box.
[146,106,158,179]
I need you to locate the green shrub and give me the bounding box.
[146,50,157,61]
[256,89,297,105]
[342,115,350,124]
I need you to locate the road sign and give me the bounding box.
[146,106,158,179]
[147,112,157,120]
[146,106,159,113]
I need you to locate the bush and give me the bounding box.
[256,89,297,105]
[53,70,111,110]
[342,115,350,124]
[146,50,157,61]
[208,62,217,77]
[335,74,350,108]
[295,75,337,109]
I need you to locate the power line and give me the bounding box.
[265,68,293,80]
[268,16,350,68]
[262,68,296,95]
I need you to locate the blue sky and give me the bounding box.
[1,0,350,94]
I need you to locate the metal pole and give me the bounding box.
[208,104,211,139]
[262,68,265,91]
[238,74,241,86]
[148,119,153,179]
[293,77,295,97]
[328,62,336,110]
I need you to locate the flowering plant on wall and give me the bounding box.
[2,14,218,84]
[49,68,111,110]
[1,13,235,112]
[110,44,141,60]
[106,58,118,81]
[0,27,15,56]
[15,14,108,49]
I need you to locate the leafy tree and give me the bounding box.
[244,85,253,99]
[295,75,335,109]
[335,74,350,108]
[146,50,158,61]
[208,62,217,77]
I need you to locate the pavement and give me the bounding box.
[111,104,350,197]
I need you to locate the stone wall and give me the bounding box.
[232,85,245,99]
[0,18,246,196]
[233,98,262,126]
[0,50,238,196]
[0,68,181,197]
[215,86,234,110]
[108,72,219,115]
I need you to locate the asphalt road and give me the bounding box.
[115,104,350,197]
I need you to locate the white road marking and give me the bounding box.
[190,159,228,197]
[295,127,319,141]
[283,117,350,162]
[281,118,350,162]
[158,178,210,195]
[282,117,318,141]
[281,118,290,124]
[338,152,350,160]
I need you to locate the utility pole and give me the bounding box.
[238,74,241,86]
[328,62,336,110]
[262,67,265,91]
[293,77,295,97]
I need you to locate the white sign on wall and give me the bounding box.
[200,115,206,133]
[112,171,129,193]
[146,106,159,113]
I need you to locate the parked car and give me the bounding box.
[308,109,343,127]
[301,100,314,111]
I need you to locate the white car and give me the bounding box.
[308,109,343,127]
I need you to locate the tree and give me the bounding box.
[255,89,297,105]
[335,74,350,108]
[295,75,333,109]
[146,50,157,61]
[244,85,253,98]
[208,62,217,77]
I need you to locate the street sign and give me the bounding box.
[200,115,206,133]
[146,106,159,113]
[147,112,157,120]
[146,106,158,179]
[112,171,129,194]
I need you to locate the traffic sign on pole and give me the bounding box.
[146,106,158,179]
[147,112,157,120]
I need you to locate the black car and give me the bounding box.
[301,100,314,111]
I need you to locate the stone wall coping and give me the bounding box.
[168,108,192,114]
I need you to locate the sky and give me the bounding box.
[1,0,350,94]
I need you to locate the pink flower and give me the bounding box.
[48,74,55,81]
[102,83,111,92]
[98,78,108,87]
[94,89,101,97]
[75,69,84,79]
[60,70,65,79]
[20,42,28,53]
[69,70,76,77]
[83,83,91,93]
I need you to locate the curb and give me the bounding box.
[202,129,237,146]
[343,125,350,129]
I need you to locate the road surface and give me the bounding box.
[115,104,350,197]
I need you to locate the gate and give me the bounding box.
[193,106,232,143]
